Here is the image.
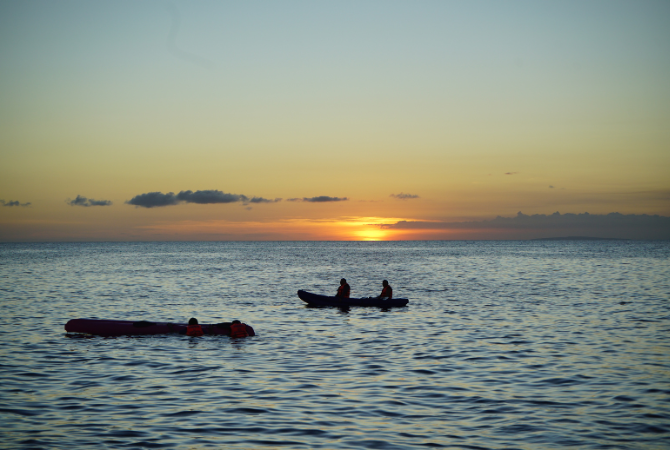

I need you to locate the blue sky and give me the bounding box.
[1,0,669,240]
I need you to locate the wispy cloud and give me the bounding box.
[287,196,349,202]
[249,197,282,203]
[126,190,281,208]
[1,199,31,207]
[378,212,670,240]
[164,2,214,70]
[67,195,112,207]
[390,193,419,200]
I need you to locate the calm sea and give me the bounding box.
[1,241,669,450]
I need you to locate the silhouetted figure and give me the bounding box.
[230,320,250,338]
[378,280,393,299]
[336,278,351,298]
[186,317,204,337]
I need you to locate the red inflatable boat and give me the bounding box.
[65,318,255,337]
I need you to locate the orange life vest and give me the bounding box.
[337,283,351,298]
[186,324,204,337]
[381,286,393,299]
[230,323,249,338]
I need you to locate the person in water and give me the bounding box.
[230,320,249,338]
[186,317,204,337]
[336,278,351,298]
[378,280,393,299]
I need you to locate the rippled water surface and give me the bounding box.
[1,241,669,449]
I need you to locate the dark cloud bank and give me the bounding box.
[67,195,112,207]
[287,196,348,203]
[1,200,31,207]
[379,212,670,240]
[126,190,281,208]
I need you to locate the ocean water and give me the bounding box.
[1,241,669,450]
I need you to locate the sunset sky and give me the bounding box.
[1,0,669,241]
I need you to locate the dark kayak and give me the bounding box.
[298,290,409,307]
[64,319,255,337]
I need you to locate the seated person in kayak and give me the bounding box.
[186,317,204,337]
[378,280,393,299]
[336,278,351,298]
[230,320,250,338]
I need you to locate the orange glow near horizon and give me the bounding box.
[353,228,387,241]
[124,216,412,241]
[332,217,410,241]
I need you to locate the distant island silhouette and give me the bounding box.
[533,236,626,241]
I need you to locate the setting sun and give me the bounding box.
[330,217,410,241]
[354,228,387,241]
